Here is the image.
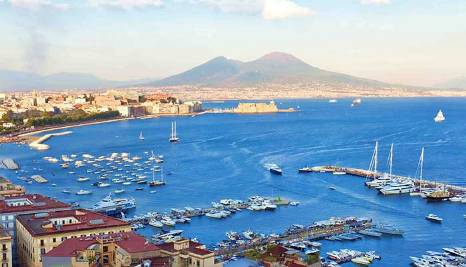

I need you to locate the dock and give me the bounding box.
[31,175,48,183]
[0,158,20,170]
[29,131,72,150]
[305,165,466,196]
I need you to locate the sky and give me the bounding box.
[0,0,465,87]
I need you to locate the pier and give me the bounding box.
[29,131,72,150]
[0,158,20,170]
[304,165,466,196]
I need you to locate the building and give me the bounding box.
[117,105,146,117]
[16,209,132,267]
[42,231,168,267]
[0,194,71,264]
[0,226,12,267]
[0,177,25,198]
[233,101,279,113]
[157,239,222,267]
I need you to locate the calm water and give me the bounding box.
[1,98,466,266]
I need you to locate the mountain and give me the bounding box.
[435,76,466,89]
[142,52,386,87]
[0,70,142,91]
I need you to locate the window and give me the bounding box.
[52,238,56,243]
[197,260,200,267]
[40,240,44,246]
[40,248,45,255]
[2,253,6,260]
[2,244,6,250]
[7,215,13,220]
[103,246,108,253]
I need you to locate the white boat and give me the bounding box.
[351,256,372,265]
[97,183,111,188]
[114,189,125,194]
[77,177,90,182]
[379,181,414,195]
[426,213,443,223]
[169,121,179,143]
[149,219,163,228]
[139,131,145,140]
[332,171,346,175]
[161,217,176,226]
[76,190,92,195]
[434,110,445,123]
[329,99,337,103]
[351,98,362,107]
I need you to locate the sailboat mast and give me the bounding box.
[389,143,393,177]
[174,122,177,138]
[419,147,424,191]
[374,141,378,173]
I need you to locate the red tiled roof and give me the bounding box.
[16,209,129,236]
[45,232,159,257]
[286,262,307,267]
[0,194,70,214]
[268,245,288,257]
[157,240,213,256]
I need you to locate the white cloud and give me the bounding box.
[361,0,390,5]
[262,0,313,20]
[88,0,164,9]
[190,0,313,20]
[4,0,69,10]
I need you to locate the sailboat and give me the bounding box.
[149,166,166,187]
[410,147,424,196]
[169,121,179,143]
[139,131,145,140]
[434,110,445,123]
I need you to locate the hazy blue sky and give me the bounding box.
[0,0,465,86]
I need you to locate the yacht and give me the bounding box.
[149,167,166,186]
[351,98,362,107]
[62,189,71,194]
[149,219,163,228]
[425,189,451,201]
[76,190,92,195]
[114,189,125,194]
[139,131,145,140]
[92,193,136,215]
[161,217,176,226]
[169,121,179,143]
[434,110,445,123]
[379,181,414,195]
[374,225,404,235]
[97,182,111,188]
[329,99,337,103]
[426,213,443,223]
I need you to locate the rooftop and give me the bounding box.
[16,209,129,236]
[157,239,213,256]
[0,194,70,214]
[45,231,158,257]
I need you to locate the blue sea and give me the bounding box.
[1,98,466,266]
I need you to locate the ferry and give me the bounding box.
[92,194,136,215]
[425,213,443,223]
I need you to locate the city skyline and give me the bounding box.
[1,0,466,87]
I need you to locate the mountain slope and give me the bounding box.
[436,76,466,89]
[0,70,138,91]
[144,52,386,87]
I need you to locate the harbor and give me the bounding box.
[1,99,466,266]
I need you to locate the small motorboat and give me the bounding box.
[426,213,443,223]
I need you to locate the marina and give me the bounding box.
[1,99,466,266]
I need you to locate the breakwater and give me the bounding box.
[29,131,72,150]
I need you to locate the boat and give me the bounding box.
[379,181,414,195]
[135,187,144,191]
[97,182,111,188]
[329,99,337,103]
[92,193,136,215]
[351,256,372,266]
[161,217,176,226]
[351,98,362,107]
[31,175,48,183]
[243,230,255,240]
[149,167,166,186]
[358,229,382,237]
[425,213,443,223]
[425,188,451,201]
[268,164,282,175]
[169,121,179,143]
[332,171,346,175]
[76,190,92,195]
[298,167,313,173]
[62,189,71,194]
[149,219,163,228]
[114,189,125,194]
[139,131,145,140]
[434,110,445,123]
[374,225,404,235]
[77,177,90,182]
